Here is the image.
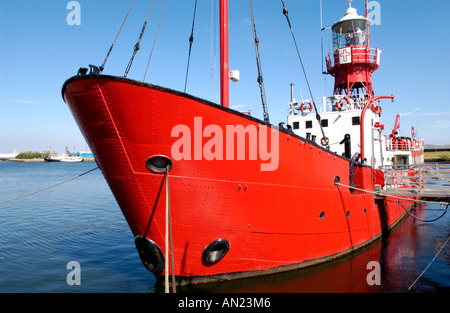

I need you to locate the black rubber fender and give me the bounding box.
[134,235,165,274]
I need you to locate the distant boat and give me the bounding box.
[0,150,19,161]
[60,155,84,163]
[44,146,84,163]
[44,156,62,162]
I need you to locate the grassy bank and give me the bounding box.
[6,157,96,163]
[424,151,450,162]
[7,158,44,162]
[15,151,46,159]
[8,150,95,163]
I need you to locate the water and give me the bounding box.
[0,161,154,293]
[0,162,449,293]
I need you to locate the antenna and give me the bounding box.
[320,0,324,74]
[320,0,323,29]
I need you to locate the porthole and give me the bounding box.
[346,211,350,218]
[319,212,325,220]
[364,208,367,216]
[202,239,230,265]
[146,155,173,173]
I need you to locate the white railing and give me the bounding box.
[383,164,450,191]
[328,46,379,69]
[385,138,424,152]
[289,95,369,116]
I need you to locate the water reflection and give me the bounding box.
[1,162,447,293]
[177,205,449,293]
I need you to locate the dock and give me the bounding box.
[382,164,450,204]
[383,188,450,203]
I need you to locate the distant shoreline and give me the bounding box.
[3,157,96,163]
[424,159,450,164]
[3,157,448,165]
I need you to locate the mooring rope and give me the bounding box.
[0,167,99,204]
[407,232,450,291]
[164,167,169,293]
[398,200,449,223]
[336,179,450,291]
[165,165,176,293]
[335,182,450,206]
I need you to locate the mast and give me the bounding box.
[220,0,229,108]
[365,0,369,18]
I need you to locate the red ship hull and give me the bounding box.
[62,75,415,285]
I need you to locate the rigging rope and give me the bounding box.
[0,167,100,204]
[280,0,329,148]
[124,0,156,78]
[184,0,198,93]
[100,0,136,73]
[143,0,168,82]
[248,0,270,123]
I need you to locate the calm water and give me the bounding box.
[0,161,449,293]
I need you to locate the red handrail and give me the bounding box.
[360,94,395,161]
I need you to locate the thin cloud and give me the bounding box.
[239,17,276,27]
[430,120,450,129]
[231,104,246,110]
[0,99,39,104]
[417,111,450,117]
[400,107,422,117]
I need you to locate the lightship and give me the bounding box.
[62,0,423,286]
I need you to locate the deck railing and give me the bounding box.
[385,138,424,152]
[383,164,450,192]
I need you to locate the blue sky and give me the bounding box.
[1,0,449,154]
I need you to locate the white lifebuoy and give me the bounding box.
[336,96,353,111]
[300,102,313,112]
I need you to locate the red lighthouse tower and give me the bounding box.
[326,0,381,98]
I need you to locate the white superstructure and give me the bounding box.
[286,84,424,168]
